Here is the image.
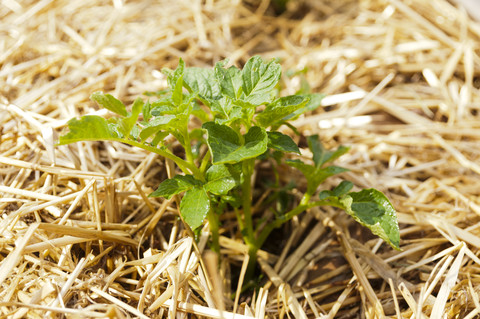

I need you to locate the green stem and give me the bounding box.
[282,193,312,222]
[182,129,195,166]
[241,159,255,245]
[114,138,202,179]
[234,203,258,280]
[245,245,258,281]
[256,194,342,248]
[208,205,220,254]
[240,158,258,280]
[234,207,244,230]
[199,151,211,174]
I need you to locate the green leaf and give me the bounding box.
[183,67,221,99]
[283,93,325,121]
[142,100,152,121]
[143,89,169,97]
[210,97,256,126]
[334,180,354,195]
[151,97,176,115]
[286,159,315,176]
[151,131,169,147]
[149,175,202,199]
[256,95,309,127]
[118,98,143,137]
[172,75,184,105]
[339,189,400,250]
[151,94,196,119]
[287,159,349,194]
[192,103,210,123]
[165,58,185,90]
[131,124,140,140]
[231,99,256,124]
[204,164,237,195]
[90,92,128,117]
[214,61,242,99]
[242,56,281,105]
[139,115,176,141]
[267,132,300,154]
[307,135,350,167]
[309,166,349,194]
[203,122,268,164]
[180,187,210,229]
[58,115,119,145]
[319,180,354,199]
[210,97,237,122]
[164,59,185,105]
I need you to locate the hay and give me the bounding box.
[1,0,480,317]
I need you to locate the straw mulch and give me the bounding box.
[1,0,480,318]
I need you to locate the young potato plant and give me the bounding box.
[58,56,400,279]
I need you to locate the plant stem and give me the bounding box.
[245,245,258,281]
[282,192,312,222]
[199,151,211,174]
[117,138,203,179]
[234,207,244,230]
[255,193,340,248]
[240,158,259,280]
[182,129,195,166]
[241,159,255,245]
[207,205,220,254]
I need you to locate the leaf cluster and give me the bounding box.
[58,56,400,261]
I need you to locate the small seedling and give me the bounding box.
[58,56,400,281]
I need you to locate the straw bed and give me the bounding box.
[1,0,480,318]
